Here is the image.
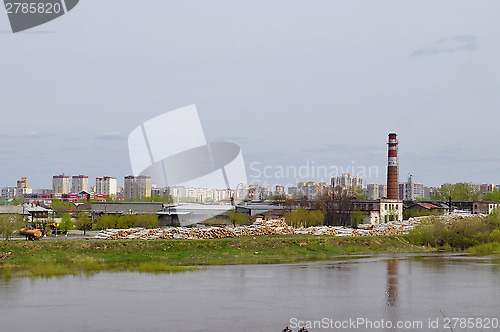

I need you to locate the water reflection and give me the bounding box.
[385,259,398,307]
[0,254,499,332]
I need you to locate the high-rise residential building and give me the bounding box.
[366,184,389,199]
[296,182,320,200]
[399,182,425,200]
[52,175,70,195]
[378,184,387,199]
[287,186,299,198]
[1,187,17,201]
[366,184,379,200]
[424,187,435,200]
[15,177,32,198]
[331,174,363,189]
[399,174,424,200]
[96,176,117,196]
[480,184,495,193]
[17,177,28,191]
[274,185,285,196]
[71,175,89,193]
[124,175,151,199]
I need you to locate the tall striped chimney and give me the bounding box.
[387,133,399,199]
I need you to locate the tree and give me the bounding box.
[315,186,353,226]
[227,210,249,227]
[286,208,324,228]
[74,212,93,235]
[95,214,119,230]
[485,189,500,202]
[350,210,365,229]
[0,214,23,241]
[11,197,26,206]
[432,183,481,201]
[58,213,73,235]
[51,200,75,216]
[353,186,367,200]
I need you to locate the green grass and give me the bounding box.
[0,235,429,279]
[0,236,428,278]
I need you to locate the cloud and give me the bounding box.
[0,132,54,139]
[412,35,479,56]
[95,132,125,140]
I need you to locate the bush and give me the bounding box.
[227,210,250,226]
[95,214,118,229]
[286,209,324,228]
[486,209,500,229]
[406,219,448,247]
[489,229,500,243]
[407,216,500,251]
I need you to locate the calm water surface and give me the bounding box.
[1,254,499,332]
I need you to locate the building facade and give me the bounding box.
[399,182,425,200]
[1,187,17,201]
[331,174,363,190]
[71,175,89,193]
[96,176,117,196]
[366,184,379,200]
[473,202,499,215]
[351,199,404,224]
[52,175,70,196]
[124,175,152,199]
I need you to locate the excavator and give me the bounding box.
[18,227,43,241]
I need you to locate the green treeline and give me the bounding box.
[432,183,500,201]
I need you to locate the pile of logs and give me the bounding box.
[94,217,422,240]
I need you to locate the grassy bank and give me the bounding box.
[0,235,428,278]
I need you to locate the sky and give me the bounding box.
[1,0,500,190]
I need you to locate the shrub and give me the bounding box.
[408,216,500,250]
[286,209,324,228]
[489,229,500,243]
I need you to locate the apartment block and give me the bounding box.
[124,175,151,199]
[71,175,89,193]
[52,175,70,195]
[96,176,117,196]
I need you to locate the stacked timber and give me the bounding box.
[93,216,428,240]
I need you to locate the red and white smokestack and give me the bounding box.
[387,133,399,200]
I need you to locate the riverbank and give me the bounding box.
[0,235,429,278]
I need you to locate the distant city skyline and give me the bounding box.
[1,1,500,188]
[1,172,498,192]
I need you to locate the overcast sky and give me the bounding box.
[1,0,499,189]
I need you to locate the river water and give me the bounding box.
[1,254,499,332]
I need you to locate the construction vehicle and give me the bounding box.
[19,227,43,241]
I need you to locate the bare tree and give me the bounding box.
[315,186,354,226]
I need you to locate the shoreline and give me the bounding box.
[1,235,431,279]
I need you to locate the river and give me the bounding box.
[1,254,499,332]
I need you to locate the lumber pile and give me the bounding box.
[94,217,425,240]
